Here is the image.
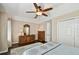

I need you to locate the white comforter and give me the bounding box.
[45,44,79,55]
[11,43,42,55]
[23,42,61,55]
[22,42,79,55]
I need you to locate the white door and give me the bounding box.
[57,20,75,47]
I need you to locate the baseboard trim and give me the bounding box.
[0,49,8,54]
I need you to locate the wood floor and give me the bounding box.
[0,41,38,55]
[0,40,46,55]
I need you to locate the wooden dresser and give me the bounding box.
[19,35,35,45]
[38,31,45,43]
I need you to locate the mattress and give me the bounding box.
[45,44,79,55]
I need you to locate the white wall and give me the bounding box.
[0,13,2,51]
[0,12,8,53]
[38,20,52,42]
[12,20,39,44]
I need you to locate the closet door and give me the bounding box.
[57,20,75,47]
[75,19,79,48]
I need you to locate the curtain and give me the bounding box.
[46,21,52,42]
[7,19,12,47]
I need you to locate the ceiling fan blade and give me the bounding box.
[38,6,42,11]
[43,8,53,12]
[26,11,35,13]
[42,13,48,16]
[34,15,38,18]
[33,3,38,9]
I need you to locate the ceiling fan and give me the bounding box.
[26,3,53,19]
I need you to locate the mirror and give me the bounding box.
[23,24,30,35]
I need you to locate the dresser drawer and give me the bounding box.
[19,35,35,44]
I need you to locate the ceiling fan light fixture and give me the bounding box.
[36,12,42,15]
[26,3,53,18]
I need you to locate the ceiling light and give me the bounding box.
[36,12,42,15]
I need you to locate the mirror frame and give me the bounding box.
[23,24,30,35]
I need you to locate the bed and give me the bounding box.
[22,42,61,55]
[45,44,79,55]
[11,42,43,55]
[22,42,79,55]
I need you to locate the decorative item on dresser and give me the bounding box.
[38,31,46,43]
[19,35,35,45]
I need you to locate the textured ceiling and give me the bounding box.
[0,3,79,23]
[0,3,62,23]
